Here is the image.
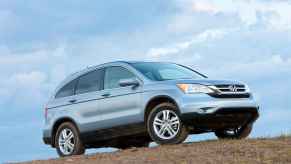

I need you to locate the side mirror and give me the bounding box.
[119,78,140,88]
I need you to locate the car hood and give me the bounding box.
[171,79,244,86]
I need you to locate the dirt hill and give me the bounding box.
[22,136,291,164]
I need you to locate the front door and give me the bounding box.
[97,66,143,130]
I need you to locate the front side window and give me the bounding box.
[104,67,135,89]
[131,62,205,81]
[55,79,77,98]
[76,69,103,95]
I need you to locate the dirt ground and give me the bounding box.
[21,137,291,164]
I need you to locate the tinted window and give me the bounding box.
[55,79,77,98]
[131,62,205,81]
[104,67,135,89]
[76,69,103,95]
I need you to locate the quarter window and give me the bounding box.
[55,79,77,98]
[104,67,135,89]
[76,69,103,95]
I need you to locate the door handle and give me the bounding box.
[69,99,77,103]
[101,93,111,97]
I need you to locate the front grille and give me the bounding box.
[208,84,250,98]
[214,84,246,93]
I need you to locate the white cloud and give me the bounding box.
[147,47,180,57]
[191,1,220,14]
[11,71,47,88]
[194,28,231,42]
[0,71,48,105]
[0,44,71,107]
[147,28,232,58]
[175,0,291,31]
[232,0,291,30]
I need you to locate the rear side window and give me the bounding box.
[76,69,103,95]
[55,79,77,98]
[104,67,135,89]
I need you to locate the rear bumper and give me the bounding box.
[181,107,259,130]
[42,129,54,146]
[43,137,52,145]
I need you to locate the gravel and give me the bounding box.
[21,137,291,164]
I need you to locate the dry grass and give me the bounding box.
[21,137,291,164]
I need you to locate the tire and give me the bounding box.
[147,103,188,145]
[55,122,85,157]
[215,124,253,139]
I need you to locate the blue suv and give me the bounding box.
[43,61,259,157]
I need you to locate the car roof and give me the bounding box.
[69,60,171,80]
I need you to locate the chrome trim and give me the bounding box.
[209,85,249,95]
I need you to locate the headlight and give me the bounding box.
[177,84,214,94]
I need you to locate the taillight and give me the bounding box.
[44,106,48,120]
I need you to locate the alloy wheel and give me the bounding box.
[153,110,180,140]
[58,128,75,155]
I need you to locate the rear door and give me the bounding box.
[97,66,143,129]
[72,69,105,132]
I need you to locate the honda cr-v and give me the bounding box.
[43,61,259,156]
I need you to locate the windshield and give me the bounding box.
[131,62,205,81]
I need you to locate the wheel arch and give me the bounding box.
[144,95,180,123]
[51,117,79,147]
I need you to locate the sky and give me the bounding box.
[0,0,291,163]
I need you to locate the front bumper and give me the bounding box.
[178,93,259,114]
[181,107,259,130]
[177,93,259,130]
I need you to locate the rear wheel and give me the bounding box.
[55,122,85,157]
[147,103,188,145]
[215,124,253,139]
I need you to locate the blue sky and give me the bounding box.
[0,0,291,163]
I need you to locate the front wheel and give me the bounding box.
[147,103,189,145]
[55,122,85,157]
[215,124,253,139]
